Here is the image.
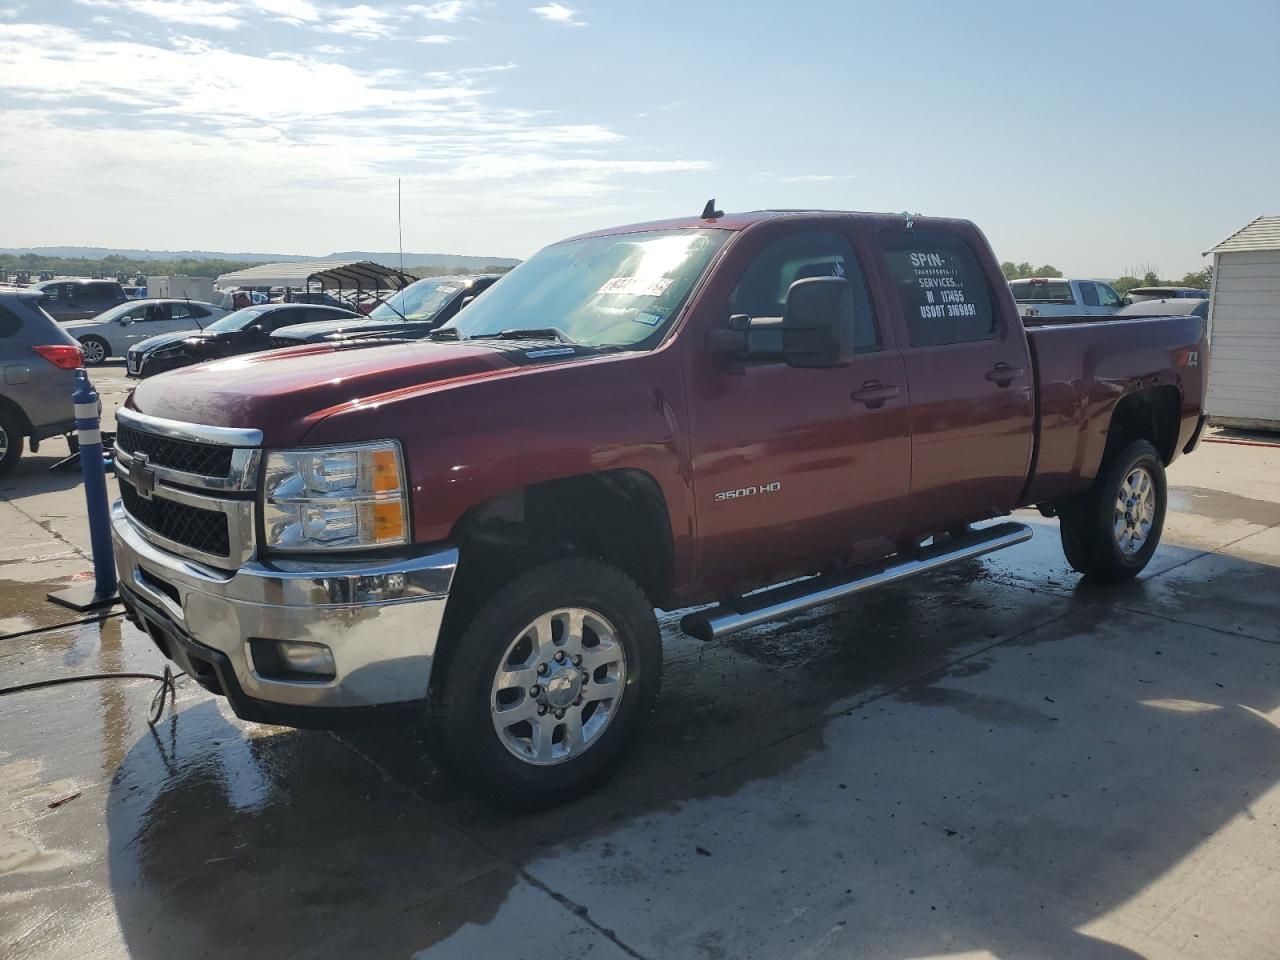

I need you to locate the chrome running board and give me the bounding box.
[680,521,1033,642]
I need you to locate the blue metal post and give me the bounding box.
[74,369,117,600]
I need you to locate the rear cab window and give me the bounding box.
[879,231,997,346]
[1009,279,1075,304]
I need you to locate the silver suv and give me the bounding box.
[0,290,84,477]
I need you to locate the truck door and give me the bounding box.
[689,227,911,590]
[875,228,1034,535]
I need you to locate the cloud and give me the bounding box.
[779,174,854,183]
[530,3,584,26]
[415,33,455,43]
[0,20,711,248]
[72,0,247,30]
[408,0,471,21]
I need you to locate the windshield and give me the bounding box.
[94,301,146,323]
[369,278,464,322]
[205,306,269,333]
[444,229,729,348]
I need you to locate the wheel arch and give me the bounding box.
[1104,385,1181,467]
[446,467,675,609]
[0,392,34,438]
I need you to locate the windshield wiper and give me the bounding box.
[369,293,409,322]
[466,327,579,345]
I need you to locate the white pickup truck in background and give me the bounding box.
[1009,277,1124,318]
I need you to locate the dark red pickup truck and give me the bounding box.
[110,209,1208,806]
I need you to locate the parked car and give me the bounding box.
[30,278,129,322]
[110,208,1208,808]
[0,290,84,476]
[64,299,227,366]
[1116,298,1210,320]
[1124,286,1209,303]
[266,275,499,347]
[126,304,359,378]
[1009,277,1124,318]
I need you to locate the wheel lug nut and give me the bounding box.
[529,685,542,698]
[571,654,582,666]
[536,663,548,676]
[574,695,583,706]
[554,651,566,663]
[581,672,589,685]
[554,708,565,720]
[537,704,548,715]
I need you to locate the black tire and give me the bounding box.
[0,407,23,477]
[426,558,661,810]
[1059,439,1167,581]
[78,336,110,366]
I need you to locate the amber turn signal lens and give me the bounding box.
[371,448,400,492]
[371,500,405,542]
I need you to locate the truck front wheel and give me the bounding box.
[426,558,662,809]
[1058,439,1167,581]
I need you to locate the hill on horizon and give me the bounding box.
[0,245,521,269]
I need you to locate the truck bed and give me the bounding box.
[1022,313,1207,506]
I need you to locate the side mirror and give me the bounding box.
[117,317,132,325]
[780,276,855,368]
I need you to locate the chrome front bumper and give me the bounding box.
[111,502,458,716]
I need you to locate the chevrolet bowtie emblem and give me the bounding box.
[133,453,156,500]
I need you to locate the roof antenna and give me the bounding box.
[901,211,915,229]
[701,198,723,220]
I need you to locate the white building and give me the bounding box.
[1205,216,1280,430]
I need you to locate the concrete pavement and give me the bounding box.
[2,364,1279,959]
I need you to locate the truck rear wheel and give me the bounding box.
[426,558,661,809]
[1058,439,1167,581]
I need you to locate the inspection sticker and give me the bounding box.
[597,276,674,298]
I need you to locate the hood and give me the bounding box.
[132,330,212,353]
[272,317,427,341]
[127,339,516,447]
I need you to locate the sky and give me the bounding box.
[0,1,1277,276]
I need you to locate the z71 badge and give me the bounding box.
[714,482,781,503]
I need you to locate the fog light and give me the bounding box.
[278,641,335,676]
[250,638,336,682]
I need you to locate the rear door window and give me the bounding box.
[880,232,997,346]
[1080,282,1100,307]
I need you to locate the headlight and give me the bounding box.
[262,441,408,550]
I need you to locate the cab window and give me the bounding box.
[729,231,878,352]
[1097,283,1121,307]
[881,231,996,346]
[1080,282,1100,307]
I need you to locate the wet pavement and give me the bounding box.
[3,367,1279,959]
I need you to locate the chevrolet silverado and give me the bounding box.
[109,209,1208,807]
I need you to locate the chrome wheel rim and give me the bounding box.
[81,339,105,364]
[1113,466,1155,555]
[490,607,626,766]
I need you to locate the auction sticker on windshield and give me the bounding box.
[597,276,674,298]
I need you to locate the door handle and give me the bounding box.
[985,363,1025,387]
[851,380,902,409]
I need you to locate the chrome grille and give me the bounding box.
[116,423,234,478]
[120,482,230,558]
[113,408,262,568]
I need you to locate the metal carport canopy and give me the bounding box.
[215,259,416,290]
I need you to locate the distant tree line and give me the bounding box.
[0,253,257,280]
[1001,262,1064,280]
[406,264,516,279]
